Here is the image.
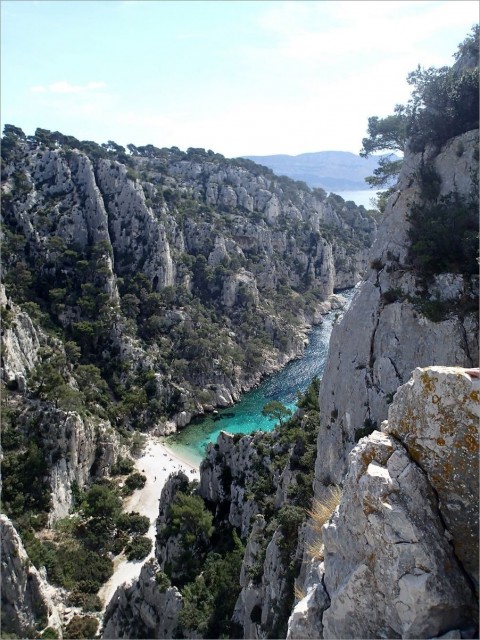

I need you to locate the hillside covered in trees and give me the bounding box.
[0,24,478,640]
[0,124,376,637]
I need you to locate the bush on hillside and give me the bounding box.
[64,616,98,639]
[125,535,152,561]
[408,193,478,277]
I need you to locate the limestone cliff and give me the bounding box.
[299,115,479,638]
[1,284,43,390]
[101,367,479,640]
[1,130,375,436]
[101,398,322,639]
[1,289,120,517]
[103,560,182,639]
[314,129,478,492]
[290,367,479,639]
[1,129,373,637]
[1,514,63,638]
[3,31,478,639]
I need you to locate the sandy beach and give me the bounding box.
[98,436,199,609]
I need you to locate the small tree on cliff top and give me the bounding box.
[261,400,292,426]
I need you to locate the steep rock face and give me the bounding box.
[384,366,479,592]
[290,367,479,639]
[42,411,117,521]
[321,430,476,639]
[287,577,329,640]
[253,530,290,636]
[107,411,317,639]
[0,514,62,638]
[233,519,293,640]
[164,157,376,243]
[1,286,43,388]
[1,290,118,521]
[7,403,117,523]
[314,130,478,491]
[332,245,371,290]
[96,159,175,291]
[102,559,182,639]
[198,432,260,536]
[197,428,313,638]
[2,136,374,436]
[155,472,190,577]
[232,515,267,639]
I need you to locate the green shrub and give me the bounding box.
[26,535,113,592]
[381,288,404,304]
[67,590,102,612]
[125,535,152,561]
[179,533,244,637]
[277,505,305,544]
[1,424,51,520]
[116,511,150,535]
[111,532,129,555]
[408,193,478,277]
[179,575,214,634]
[122,472,147,495]
[370,258,384,271]
[417,163,442,201]
[75,516,116,552]
[76,579,101,594]
[297,376,320,411]
[64,615,98,639]
[82,483,122,519]
[168,492,214,548]
[155,571,171,592]
[409,297,450,322]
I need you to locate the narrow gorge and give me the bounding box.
[1,118,375,638]
[1,27,478,640]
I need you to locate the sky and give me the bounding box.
[1,0,478,158]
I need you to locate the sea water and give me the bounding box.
[167,287,357,465]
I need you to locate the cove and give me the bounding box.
[167,287,357,465]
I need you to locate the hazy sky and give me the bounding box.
[1,0,477,158]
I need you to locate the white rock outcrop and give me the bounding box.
[385,366,479,592]
[1,286,42,385]
[314,130,478,493]
[290,366,479,639]
[0,514,62,638]
[321,429,476,639]
[44,412,117,521]
[102,559,182,639]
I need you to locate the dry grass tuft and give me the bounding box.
[305,539,325,562]
[293,582,306,602]
[307,485,342,534]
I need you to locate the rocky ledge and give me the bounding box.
[290,366,479,639]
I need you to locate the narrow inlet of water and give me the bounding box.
[167,287,357,465]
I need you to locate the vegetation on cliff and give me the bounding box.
[153,378,321,638]
[0,123,374,632]
[1,25,478,640]
[361,25,478,207]
[1,125,374,433]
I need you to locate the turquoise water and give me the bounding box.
[167,288,356,465]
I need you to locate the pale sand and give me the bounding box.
[98,436,199,609]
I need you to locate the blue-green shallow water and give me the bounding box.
[167,288,357,465]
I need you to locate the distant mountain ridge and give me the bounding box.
[243,150,397,192]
